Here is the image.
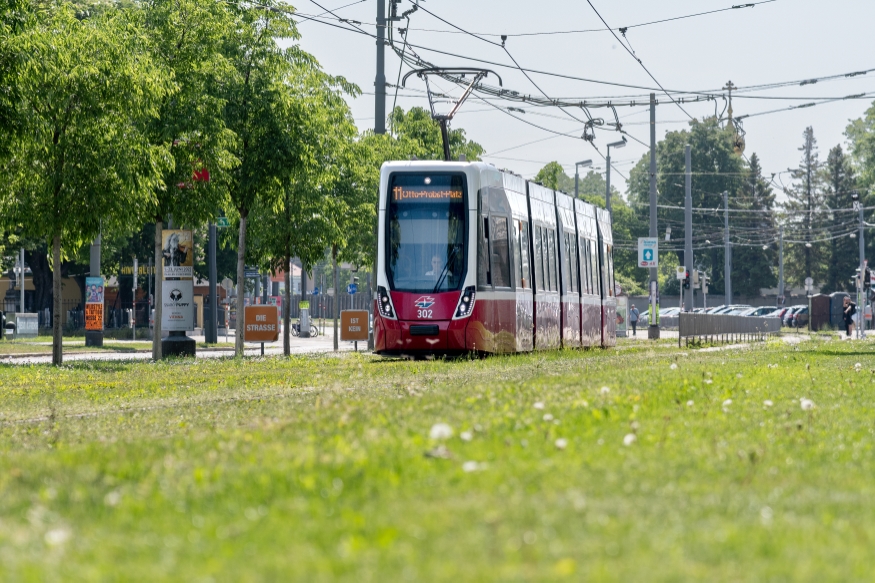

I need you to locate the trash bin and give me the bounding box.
[809,294,830,331]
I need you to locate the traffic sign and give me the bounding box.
[638,238,658,268]
[347,283,358,295]
[340,310,369,342]
[312,287,320,296]
[676,266,686,280]
[216,217,230,228]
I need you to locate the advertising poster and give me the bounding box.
[161,280,194,331]
[85,277,105,304]
[162,230,193,279]
[85,304,104,331]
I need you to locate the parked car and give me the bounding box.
[783,305,806,327]
[713,304,752,315]
[766,306,790,320]
[792,306,809,328]
[739,306,779,317]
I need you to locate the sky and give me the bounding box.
[285,0,875,199]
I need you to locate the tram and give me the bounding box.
[374,160,617,357]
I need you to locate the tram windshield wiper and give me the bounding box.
[432,246,459,293]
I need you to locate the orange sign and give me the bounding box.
[85,303,103,331]
[340,310,369,341]
[244,305,279,342]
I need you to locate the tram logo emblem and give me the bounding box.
[414,296,436,309]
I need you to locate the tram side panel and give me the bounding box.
[574,199,601,348]
[527,182,561,350]
[596,208,618,348]
[556,191,581,349]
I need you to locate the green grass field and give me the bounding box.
[0,339,235,355]
[1,338,874,581]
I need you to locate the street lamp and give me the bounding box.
[605,137,627,216]
[574,159,592,199]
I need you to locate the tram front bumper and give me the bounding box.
[376,319,469,355]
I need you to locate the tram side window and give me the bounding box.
[517,220,531,289]
[568,233,578,294]
[533,226,544,291]
[579,237,589,295]
[591,239,601,297]
[606,244,615,297]
[478,215,491,287]
[545,229,555,292]
[512,220,522,289]
[490,216,511,288]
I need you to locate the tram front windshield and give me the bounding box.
[387,173,467,293]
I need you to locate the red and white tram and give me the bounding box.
[374,161,617,357]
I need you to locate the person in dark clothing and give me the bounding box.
[843,297,857,338]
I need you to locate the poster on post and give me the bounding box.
[85,277,105,304]
[162,230,193,279]
[85,276,104,331]
[161,280,194,331]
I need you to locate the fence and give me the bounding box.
[287,293,372,320]
[678,313,781,347]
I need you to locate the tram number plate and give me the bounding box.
[417,309,433,319]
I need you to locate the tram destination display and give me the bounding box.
[391,186,463,203]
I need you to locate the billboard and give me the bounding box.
[162,229,193,279]
[161,280,194,331]
[85,304,104,331]
[85,276,105,304]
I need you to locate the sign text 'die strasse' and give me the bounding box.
[392,186,463,203]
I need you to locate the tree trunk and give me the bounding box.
[152,219,163,360]
[333,244,339,352]
[25,246,53,313]
[51,234,62,366]
[235,213,247,356]
[283,254,291,357]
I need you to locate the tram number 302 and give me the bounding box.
[417,309,433,319]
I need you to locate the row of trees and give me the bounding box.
[0,1,481,365]
[534,110,875,299]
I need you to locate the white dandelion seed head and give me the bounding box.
[670,363,678,370]
[800,398,815,411]
[555,438,568,450]
[600,386,611,395]
[704,379,713,384]
[736,373,743,379]
[462,461,480,472]
[763,400,774,407]
[722,399,733,407]
[543,413,554,422]
[630,421,640,431]
[104,491,121,507]
[533,401,545,410]
[44,528,71,546]
[460,431,473,442]
[429,423,453,440]
[686,400,694,407]
[623,433,637,446]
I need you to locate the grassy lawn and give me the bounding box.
[1,339,874,580]
[0,340,235,355]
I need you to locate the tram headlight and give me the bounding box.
[377,286,396,319]
[454,286,476,319]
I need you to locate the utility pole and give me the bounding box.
[375,0,387,134]
[684,144,693,312]
[778,225,785,308]
[86,236,102,347]
[132,257,138,340]
[803,127,814,280]
[206,222,218,343]
[724,190,732,305]
[648,93,660,339]
[19,248,25,313]
[854,191,865,338]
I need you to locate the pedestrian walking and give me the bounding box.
[629,304,639,336]
[843,296,857,338]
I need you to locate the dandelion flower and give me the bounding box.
[763,400,774,407]
[736,373,743,379]
[44,528,71,546]
[686,400,694,407]
[623,433,637,446]
[543,413,554,422]
[555,438,568,450]
[462,461,480,472]
[855,363,862,372]
[600,386,611,395]
[723,399,733,407]
[460,431,473,442]
[533,401,545,410]
[429,423,453,440]
[704,379,713,385]
[670,363,678,370]
[800,398,815,411]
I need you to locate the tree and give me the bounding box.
[628,118,746,297]
[783,127,827,286]
[1,6,170,364]
[731,153,777,296]
[140,0,237,357]
[822,145,858,292]
[534,161,575,193]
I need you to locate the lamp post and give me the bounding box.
[574,159,592,199]
[605,137,626,216]
[852,190,865,338]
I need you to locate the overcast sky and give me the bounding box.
[287,0,875,198]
